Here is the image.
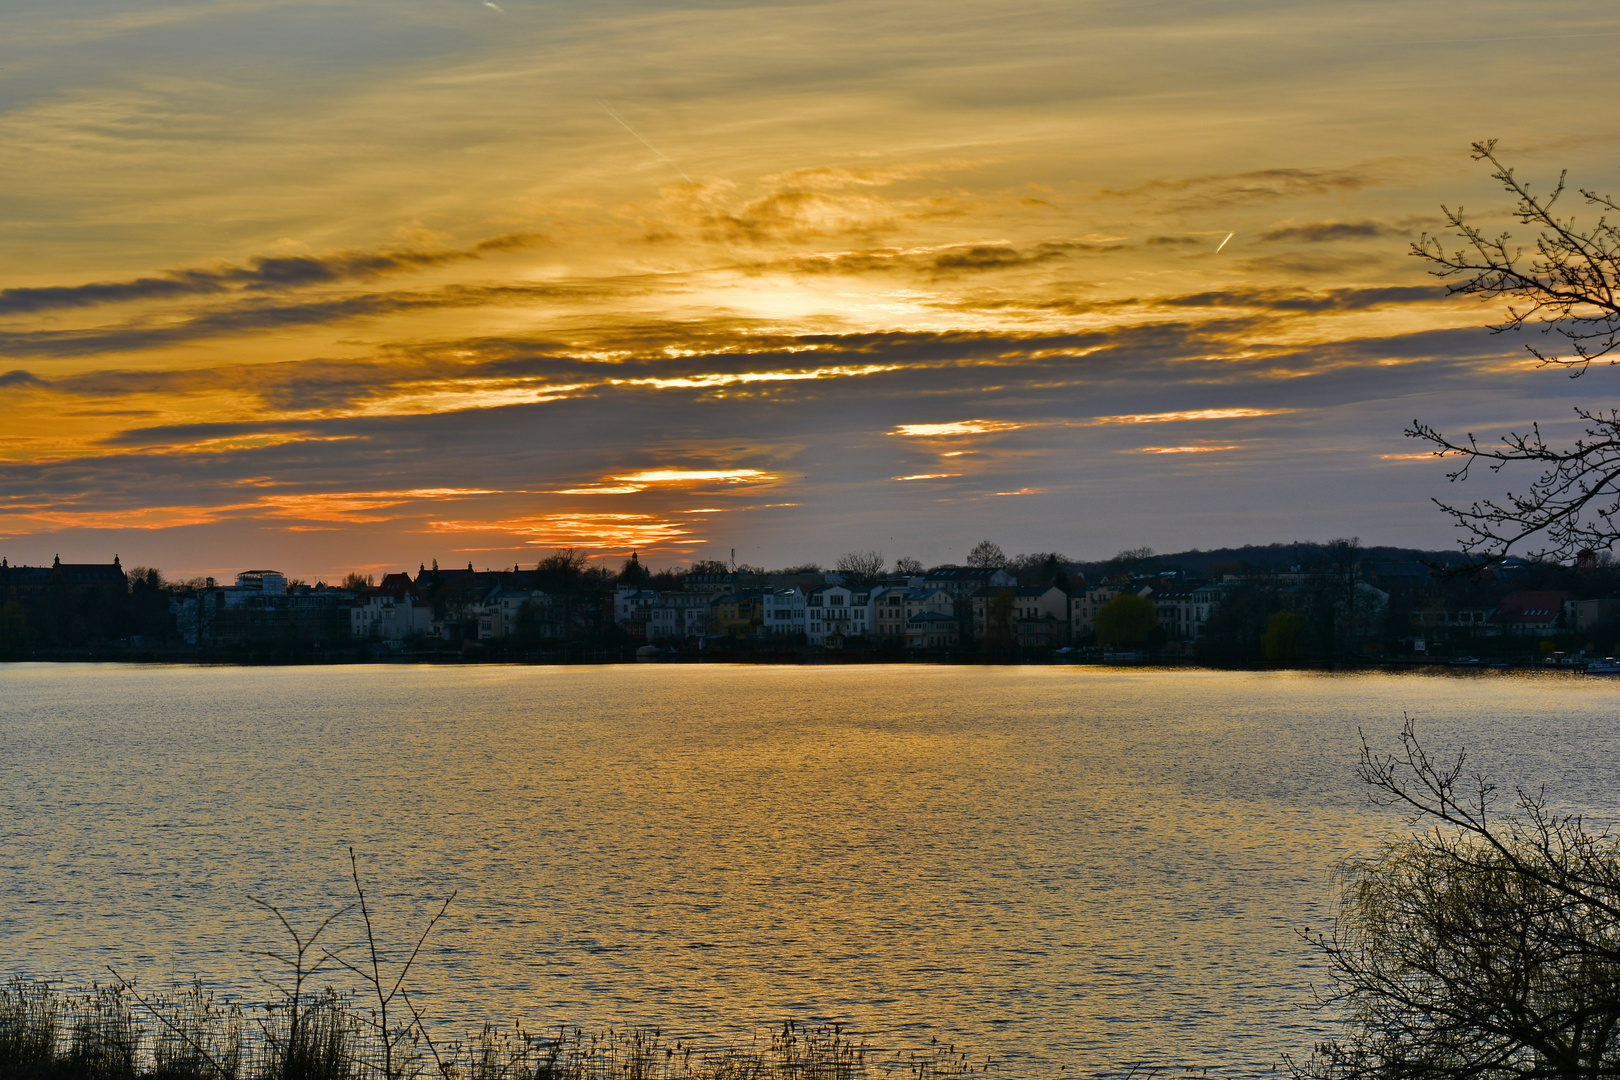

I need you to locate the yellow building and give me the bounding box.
[710,590,765,637]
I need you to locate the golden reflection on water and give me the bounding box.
[2,665,1618,1077]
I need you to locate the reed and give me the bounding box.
[0,979,63,1080]
[0,988,977,1080]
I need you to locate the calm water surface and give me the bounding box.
[3,664,1617,1076]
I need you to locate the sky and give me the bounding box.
[4,0,1620,582]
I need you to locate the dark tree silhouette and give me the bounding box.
[834,550,885,582]
[1095,592,1155,648]
[966,541,1006,569]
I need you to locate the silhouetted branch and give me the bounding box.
[1408,143,1620,566]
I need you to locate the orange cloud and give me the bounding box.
[150,434,361,454]
[0,487,502,536]
[552,485,646,495]
[255,488,497,522]
[891,420,1026,437]
[430,513,700,550]
[0,504,251,534]
[606,364,901,391]
[611,469,775,484]
[1130,445,1241,454]
[551,468,777,495]
[1095,408,1289,424]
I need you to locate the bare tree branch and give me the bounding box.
[1408,143,1620,566]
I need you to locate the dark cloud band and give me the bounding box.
[0,232,546,317]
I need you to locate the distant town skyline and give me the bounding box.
[5,1,1620,583]
[0,536,1480,590]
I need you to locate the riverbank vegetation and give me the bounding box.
[0,984,982,1080]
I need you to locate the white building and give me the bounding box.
[806,585,871,645]
[762,588,808,638]
[351,574,435,641]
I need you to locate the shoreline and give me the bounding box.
[0,649,1595,673]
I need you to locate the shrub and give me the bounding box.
[1096,594,1155,649]
[1294,721,1620,1080]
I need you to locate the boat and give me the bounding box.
[635,644,678,661]
[1586,658,1620,675]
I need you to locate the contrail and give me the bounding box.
[1215,232,1234,253]
[599,100,692,184]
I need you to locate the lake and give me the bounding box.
[3,664,1617,1076]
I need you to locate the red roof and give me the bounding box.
[371,572,423,600]
[1499,591,1571,623]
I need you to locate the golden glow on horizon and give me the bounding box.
[892,473,959,480]
[1131,446,1241,454]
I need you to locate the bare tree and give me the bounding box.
[325,849,456,1080]
[966,541,1006,569]
[893,556,925,575]
[835,550,885,580]
[1409,141,1620,565]
[1294,720,1620,1080]
[241,896,353,1080]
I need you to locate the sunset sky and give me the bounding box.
[5,0,1620,581]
